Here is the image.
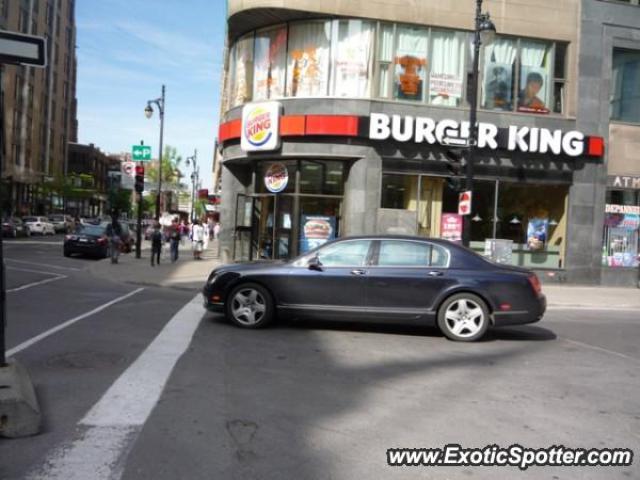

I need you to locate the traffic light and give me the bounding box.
[445,148,464,191]
[135,164,145,193]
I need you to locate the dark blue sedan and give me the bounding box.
[202,236,546,342]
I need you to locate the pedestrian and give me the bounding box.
[213,222,221,240]
[169,222,180,263]
[179,220,188,245]
[105,217,123,264]
[191,220,205,260]
[150,223,163,267]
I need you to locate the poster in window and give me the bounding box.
[483,62,513,110]
[526,218,549,251]
[429,73,463,100]
[254,28,287,100]
[517,66,550,114]
[395,55,426,100]
[300,215,336,253]
[333,24,372,97]
[440,213,463,243]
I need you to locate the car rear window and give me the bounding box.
[378,241,430,266]
[79,225,106,236]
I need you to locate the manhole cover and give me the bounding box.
[45,351,126,370]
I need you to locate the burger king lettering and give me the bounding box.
[369,112,591,157]
[241,102,281,152]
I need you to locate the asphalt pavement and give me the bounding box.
[1,235,638,480]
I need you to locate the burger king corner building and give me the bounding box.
[216,0,640,287]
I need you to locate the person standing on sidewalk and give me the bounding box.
[150,223,163,267]
[169,222,180,263]
[191,220,205,260]
[106,217,123,264]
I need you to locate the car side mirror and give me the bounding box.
[307,255,324,272]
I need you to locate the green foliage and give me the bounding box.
[109,189,133,217]
[145,145,183,185]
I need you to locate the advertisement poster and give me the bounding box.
[440,213,463,243]
[517,66,550,114]
[299,215,336,253]
[526,218,549,251]
[483,62,513,110]
[429,73,463,99]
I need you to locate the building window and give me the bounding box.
[516,40,552,114]
[611,48,640,123]
[394,25,428,101]
[228,33,253,107]
[286,21,332,97]
[253,25,287,101]
[553,43,567,114]
[331,19,374,98]
[429,30,466,107]
[481,38,516,111]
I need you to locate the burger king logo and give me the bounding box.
[241,102,281,152]
[245,107,272,147]
[264,163,289,193]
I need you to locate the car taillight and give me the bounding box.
[528,274,542,296]
[97,237,107,244]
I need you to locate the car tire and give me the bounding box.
[437,293,490,342]
[226,283,274,329]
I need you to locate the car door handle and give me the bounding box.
[351,269,367,276]
[428,271,444,277]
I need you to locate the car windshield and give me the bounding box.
[78,225,105,236]
[23,217,38,222]
[49,215,64,221]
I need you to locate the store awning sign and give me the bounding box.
[241,102,281,152]
[369,113,602,158]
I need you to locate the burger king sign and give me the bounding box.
[241,102,281,152]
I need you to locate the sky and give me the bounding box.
[75,0,226,189]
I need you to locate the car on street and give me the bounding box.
[64,223,110,258]
[202,236,546,342]
[1,217,31,238]
[23,216,56,235]
[48,214,75,233]
[116,221,135,253]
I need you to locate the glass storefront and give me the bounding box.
[602,190,640,268]
[380,173,569,269]
[227,19,567,115]
[234,160,345,261]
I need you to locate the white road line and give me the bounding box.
[26,295,204,480]
[6,266,67,293]
[6,287,145,357]
[5,258,82,271]
[7,275,67,293]
[563,338,640,363]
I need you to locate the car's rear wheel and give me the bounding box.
[437,293,489,342]
[63,249,71,257]
[226,283,274,329]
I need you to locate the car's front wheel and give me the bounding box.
[226,283,274,329]
[437,293,489,342]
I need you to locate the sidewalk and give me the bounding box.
[543,284,640,309]
[89,239,221,291]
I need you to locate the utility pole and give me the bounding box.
[145,85,165,220]
[135,141,144,259]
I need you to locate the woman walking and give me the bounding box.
[191,220,205,260]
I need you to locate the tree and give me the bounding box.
[145,145,184,186]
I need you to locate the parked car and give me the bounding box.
[49,214,74,233]
[1,217,31,238]
[23,216,56,235]
[202,236,546,342]
[64,223,109,258]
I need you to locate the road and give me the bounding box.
[1,235,638,479]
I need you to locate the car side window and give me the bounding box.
[378,240,430,267]
[315,240,372,267]
[430,244,449,268]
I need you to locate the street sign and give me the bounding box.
[0,30,47,67]
[458,190,472,216]
[132,145,152,162]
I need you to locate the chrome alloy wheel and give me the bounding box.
[444,299,485,338]
[230,288,267,326]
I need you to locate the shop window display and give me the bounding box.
[393,26,428,101]
[253,26,287,101]
[429,30,466,107]
[603,190,640,268]
[332,20,374,98]
[286,21,332,97]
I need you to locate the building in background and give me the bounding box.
[66,142,117,217]
[0,0,78,216]
[215,0,640,286]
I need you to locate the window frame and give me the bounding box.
[369,239,451,268]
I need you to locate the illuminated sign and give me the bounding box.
[241,102,281,152]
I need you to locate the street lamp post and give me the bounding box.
[145,85,165,221]
[462,0,496,248]
[186,150,198,223]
